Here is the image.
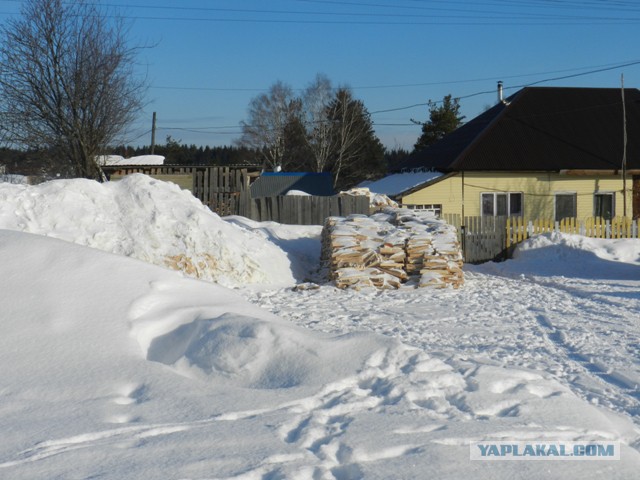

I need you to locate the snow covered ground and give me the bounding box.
[0,176,639,479]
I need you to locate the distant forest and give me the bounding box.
[112,141,260,167]
[1,140,411,184]
[112,137,411,171]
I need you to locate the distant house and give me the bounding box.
[98,154,165,166]
[250,172,335,198]
[372,87,640,220]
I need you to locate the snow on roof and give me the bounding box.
[98,154,165,166]
[364,171,443,196]
[285,189,312,196]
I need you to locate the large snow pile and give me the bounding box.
[0,174,294,287]
[0,230,464,478]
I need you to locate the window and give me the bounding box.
[555,193,576,221]
[594,193,614,221]
[481,192,523,217]
[404,204,442,216]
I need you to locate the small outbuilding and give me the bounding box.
[250,172,335,198]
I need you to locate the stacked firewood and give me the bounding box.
[321,210,463,290]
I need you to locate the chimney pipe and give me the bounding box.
[497,81,504,103]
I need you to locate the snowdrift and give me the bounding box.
[2,225,640,478]
[0,229,467,478]
[0,174,295,287]
[480,232,640,280]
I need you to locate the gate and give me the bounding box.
[443,215,507,263]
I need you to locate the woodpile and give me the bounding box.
[321,210,463,290]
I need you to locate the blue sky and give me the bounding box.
[2,0,640,151]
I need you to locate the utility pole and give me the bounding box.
[621,75,628,218]
[150,112,157,155]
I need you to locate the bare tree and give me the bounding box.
[302,73,336,172]
[0,0,146,180]
[238,76,385,187]
[238,81,301,171]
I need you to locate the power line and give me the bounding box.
[147,58,640,135]
[151,59,640,95]
[369,59,640,115]
[101,15,640,26]
[2,4,636,25]
[84,1,640,23]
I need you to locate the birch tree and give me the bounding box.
[302,73,336,173]
[238,81,301,171]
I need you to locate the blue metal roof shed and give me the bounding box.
[250,172,335,198]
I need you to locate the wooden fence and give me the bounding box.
[192,167,256,216]
[247,195,370,225]
[188,167,371,223]
[443,215,639,263]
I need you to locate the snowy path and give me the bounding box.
[247,269,640,423]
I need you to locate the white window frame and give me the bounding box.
[593,192,615,221]
[480,192,523,217]
[403,204,442,217]
[554,192,577,222]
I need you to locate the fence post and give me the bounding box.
[460,224,466,261]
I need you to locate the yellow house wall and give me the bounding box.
[401,172,632,219]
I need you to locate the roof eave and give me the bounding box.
[395,172,458,198]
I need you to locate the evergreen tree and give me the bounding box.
[385,147,410,167]
[282,115,313,172]
[413,95,464,152]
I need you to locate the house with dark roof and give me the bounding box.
[378,87,640,220]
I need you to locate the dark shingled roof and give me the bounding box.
[396,87,640,172]
[250,172,335,198]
